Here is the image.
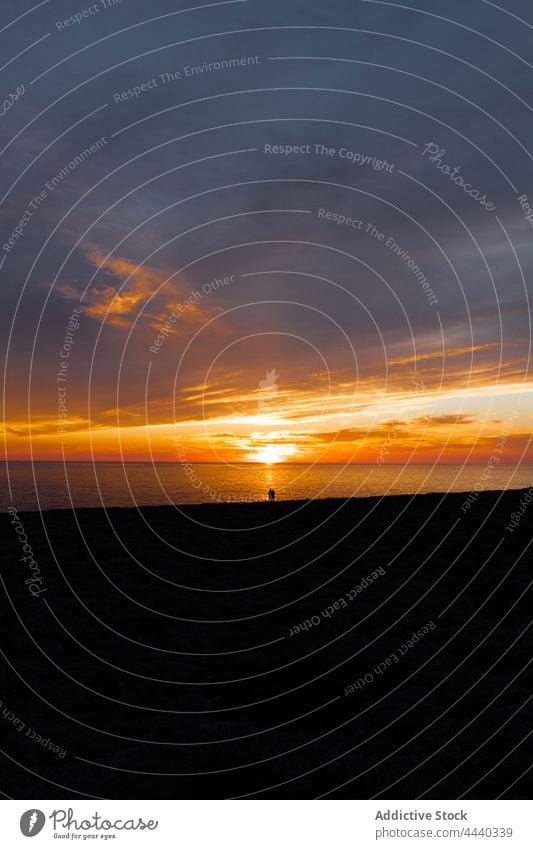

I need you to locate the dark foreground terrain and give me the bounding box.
[1,490,531,798]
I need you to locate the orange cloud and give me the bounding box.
[57,243,218,330]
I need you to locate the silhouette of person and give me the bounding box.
[268,488,276,502]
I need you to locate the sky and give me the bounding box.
[2,0,533,464]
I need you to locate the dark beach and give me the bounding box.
[1,489,531,799]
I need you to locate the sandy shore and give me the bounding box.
[1,489,531,798]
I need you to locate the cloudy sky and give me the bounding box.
[2,0,533,463]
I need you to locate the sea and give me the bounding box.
[1,462,532,512]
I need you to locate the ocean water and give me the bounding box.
[2,462,532,512]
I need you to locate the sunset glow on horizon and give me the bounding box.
[3,280,533,467]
